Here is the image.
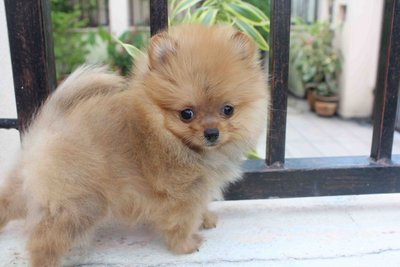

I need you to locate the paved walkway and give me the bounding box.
[256,97,400,159]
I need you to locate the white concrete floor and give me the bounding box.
[1,194,400,266]
[286,97,400,158]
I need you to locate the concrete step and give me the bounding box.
[1,194,400,266]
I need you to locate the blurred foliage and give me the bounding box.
[51,0,270,82]
[169,0,270,51]
[244,0,270,44]
[110,0,270,77]
[247,148,262,160]
[98,27,149,76]
[51,0,97,80]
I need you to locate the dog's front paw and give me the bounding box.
[201,210,217,229]
[168,233,203,254]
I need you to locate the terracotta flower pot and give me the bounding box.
[305,83,319,111]
[307,89,317,111]
[314,95,339,117]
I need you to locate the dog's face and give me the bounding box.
[142,25,268,151]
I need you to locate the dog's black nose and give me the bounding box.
[204,128,219,143]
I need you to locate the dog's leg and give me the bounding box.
[27,195,107,267]
[158,203,204,254]
[201,209,217,230]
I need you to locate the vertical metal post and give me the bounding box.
[4,0,56,132]
[150,0,168,36]
[371,0,400,162]
[266,0,291,166]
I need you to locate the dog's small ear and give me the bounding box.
[148,32,178,69]
[230,31,257,62]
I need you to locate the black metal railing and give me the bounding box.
[3,0,400,199]
[3,0,56,132]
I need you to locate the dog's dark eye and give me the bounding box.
[222,105,234,117]
[180,109,194,122]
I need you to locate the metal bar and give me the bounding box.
[0,119,18,130]
[266,0,291,166]
[314,0,319,22]
[371,0,400,162]
[4,0,56,132]
[150,0,168,36]
[225,156,400,200]
[396,83,400,131]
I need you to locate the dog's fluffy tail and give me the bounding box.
[23,65,126,133]
[0,66,126,230]
[46,65,126,113]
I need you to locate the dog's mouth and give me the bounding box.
[183,136,222,152]
[204,139,220,148]
[206,143,218,148]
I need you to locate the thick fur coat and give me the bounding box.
[0,25,268,266]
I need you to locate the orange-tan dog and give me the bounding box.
[0,24,268,266]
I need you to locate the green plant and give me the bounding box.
[169,0,270,51]
[51,0,97,80]
[290,18,342,97]
[113,0,270,66]
[98,28,149,76]
[244,0,270,44]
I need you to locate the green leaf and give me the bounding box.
[173,0,203,16]
[87,31,96,45]
[261,23,270,33]
[182,9,193,23]
[190,6,209,20]
[202,0,217,5]
[247,149,262,160]
[114,37,143,59]
[225,1,269,26]
[98,27,112,41]
[198,8,218,25]
[233,18,269,51]
[170,0,177,9]
[238,1,270,22]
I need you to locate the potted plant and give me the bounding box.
[313,74,340,117]
[289,18,342,116]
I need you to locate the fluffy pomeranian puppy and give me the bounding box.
[0,24,268,266]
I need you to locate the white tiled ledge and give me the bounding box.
[1,194,400,267]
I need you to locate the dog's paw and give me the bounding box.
[201,211,217,229]
[169,233,203,254]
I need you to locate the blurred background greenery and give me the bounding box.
[50,0,271,80]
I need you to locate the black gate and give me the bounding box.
[396,83,400,131]
[1,0,400,200]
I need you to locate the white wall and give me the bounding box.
[336,0,384,118]
[108,0,130,37]
[0,0,16,118]
[318,0,331,22]
[320,0,384,118]
[0,0,21,174]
